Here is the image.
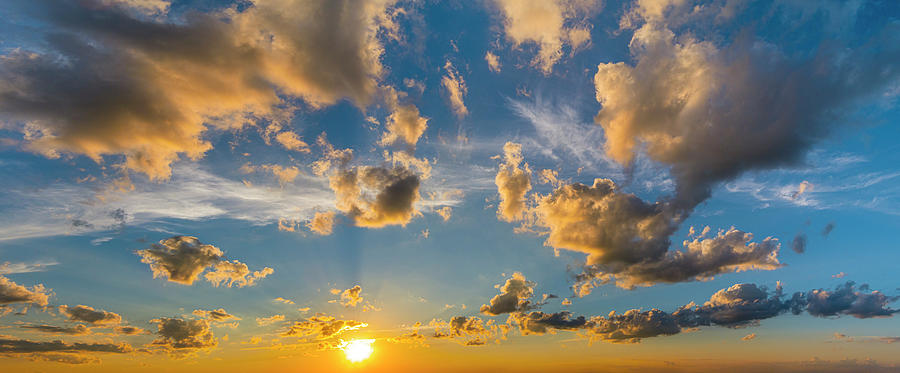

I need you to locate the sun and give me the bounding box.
[340,339,374,363]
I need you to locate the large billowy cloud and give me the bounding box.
[0,0,402,179]
[136,236,272,287]
[148,317,217,356]
[490,0,601,73]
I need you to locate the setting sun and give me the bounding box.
[340,339,374,363]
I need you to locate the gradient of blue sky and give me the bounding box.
[0,0,899,371]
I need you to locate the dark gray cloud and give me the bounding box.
[192,308,239,323]
[511,311,588,335]
[59,305,122,326]
[822,222,836,237]
[330,165,421,228]
[804,282,899,319]
[674,283,791,328]
[0,337,131,353]
[149,317,217,353]
[587,309,681,343]
[136,236,272,287]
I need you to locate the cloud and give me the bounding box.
[330,165,421,228]
[431,316,503,346]
[149,317,217,353]
[256,314,285,326]
[274,131,311,153]
[495,142,532,222]
[510,311,587,335]
[480,272,536,315]
[192,308,239,323]
[0,260,59,275]
[742,333,756,341]
[0,0,401,179]
[435,206,452,222]
[792,233,807,254]
[485,52,501,73]
[804,282,899,319]
[0,337,131,354]
[331,285,364,307]
[59,305,122,326]
[114,326,148,335]
[273,297,295,305]
[792,181,813,199]
[307,211,336,235]
[675,283,791,328]
[136,236,272,287]
[380,87,429,150]
[282,314,367,339]
[491,0,600,73]
[441,61,468,118]
[587,309,681,343]
[822,222,835,237]
[0,275,51,306]
[20,324,91,336]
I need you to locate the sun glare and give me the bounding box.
[340,339,375,363]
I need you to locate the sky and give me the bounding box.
[0,0,899,372]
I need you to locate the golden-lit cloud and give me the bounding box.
[491,0,600,73]
[149,317,217,355]
[282,314,367,339]
[192,308,239,323]
[0,275,51,307]
[256,314,286,326]
[307,211,337,235]
[330,165,421,228]
[480,272,535,316]
[380,87,429,150]
[331,285,364,307]
[0,0,401,179]
[136,236,272,287]
[494,142,532,222]
[485,51,501,73]
[441,61,468,118]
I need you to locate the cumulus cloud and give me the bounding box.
[282,314,367,339]
[114,326,148,335]
[495,142,532,222]
[149,317,217,356]
[441,61,468,118]
[804,282,899,319]
[491,0,600,73]
[256,314,285,326]
[59,305,122,326]
[0,275,51,307]
[274,131,311,153]
[330,165,421,228]
[136,236,272,287]
[587,309,681,343]
[480,272,536,315]
[511,311,587,335]
[674,283,791,328]
[0,0,400,179]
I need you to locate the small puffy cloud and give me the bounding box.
[485,51,501,73]
[59,305,122,326]
[792,233,807,254]
[742,333,757,341]
[332,285,364,307]
[491,0,600,73]
[804,282,899,319]
[149,317,217,352]
[136,236,272,287]
[0,275,51,306]
[822,222,836,237]
[480,272,535,315]
[283,314,367,339]
[435,206,452,222]
[256,314,285,326]
[380,87,429,149]
[307,211,336,235]
[274,297,295,305]
[832,272,847,279]
[261,164,301,186]
[495,142,532,222]
[441,61,468,118]
[20,324,91,336]
[791,181,813,199]
[192,308,239,323]
[274,131,311,153]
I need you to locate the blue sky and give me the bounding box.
[0,0,899,371]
